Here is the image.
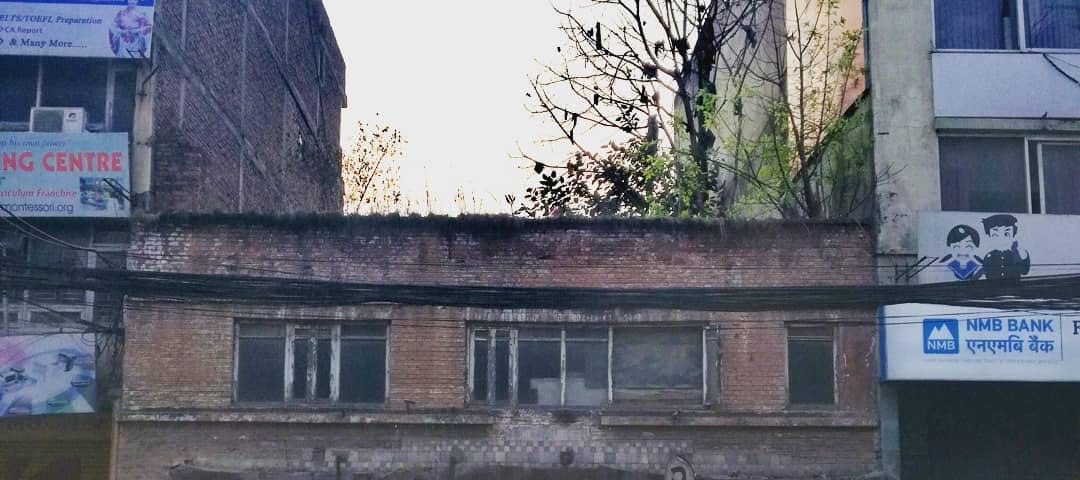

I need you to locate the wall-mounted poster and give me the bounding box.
[0,333,96,416]
[0,0,154,58]
[917,211,1080,283]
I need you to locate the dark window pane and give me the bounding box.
[237,337,284,402]
[518,339,561,405]
[239,324,283,338]
[519,328,560,339]
[292,340,308,399]
[566,339,608,406]
[788,332,835,405]
[939,137,1027,213]
[40,58,108,125]
[935,0,1018,49]
[613,328,702,389]
[566,328,607,340]
[340,339,384,403]
[0,56,37,123]
[1041,144,1080,215]
[494,333,511,403]
[1025,0,1080,49]
[111,69,137,132]
[472,334,489,402]
[342,325,386,338]
[315,338,331,399]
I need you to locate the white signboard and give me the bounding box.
[0,132,129,217]
[0,0,154,58]
[881,303,1080,381]
[917,211,1080,283]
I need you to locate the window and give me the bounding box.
[935,0,1080,50]
[234,323,386,404]
[0,56,137,131]
[787,325,835,406]
[470,325,711,407]
[940,137,1080,214]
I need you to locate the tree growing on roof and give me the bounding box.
[342,118,407,215]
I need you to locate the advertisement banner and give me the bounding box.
[0,333,96,416]
[0,132,129,217]
[881,303,1080,381]
[917,211,1080,283]
[0,0,154,58]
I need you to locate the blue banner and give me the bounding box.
[0,0,154,58]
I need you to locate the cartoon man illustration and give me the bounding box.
[940,224,982,280]
[980,214,1030,280]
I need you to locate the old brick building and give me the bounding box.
[116,215,879,479]
[0,0,345,477]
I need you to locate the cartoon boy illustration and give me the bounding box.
[980,214,1030,280]
[940,224,982,280]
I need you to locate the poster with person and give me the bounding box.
[0,0,154,58]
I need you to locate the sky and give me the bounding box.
[322,1,578,215]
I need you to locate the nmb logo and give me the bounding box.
[923,319,959,354]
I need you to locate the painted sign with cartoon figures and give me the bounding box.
[0,333,96,416]
[919,212,1078,284]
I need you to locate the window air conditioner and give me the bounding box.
[29,107,87,133]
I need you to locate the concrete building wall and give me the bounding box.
[117,216,879,480]
[144,0,345,215]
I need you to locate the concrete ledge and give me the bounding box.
[117,409,496,425]
[935,117,1080,134]
[599,413,878,428]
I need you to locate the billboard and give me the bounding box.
[0,0,154,58]
[917,211,1080,283]
[0,333,96,416]
[0,132,129,217]
[881,303,1080,381]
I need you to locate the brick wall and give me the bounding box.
[148,0,345,215]
[118,216,880,479]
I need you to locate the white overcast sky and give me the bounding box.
[322,0,582,215]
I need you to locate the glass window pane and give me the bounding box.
[788,336,835,405]
[939,137,1027,213]
[566,328,607,340]
[292,339,308,399]
[237,337,284,402]
[1025,0,1080,49]
[40,58,108,125]
[111,69,137,132]
[342,324,386,338]
[566,339,608,406]
[0,56,38,123]
[315,338,331,399]
[472,334,489,402]
[517,339,561,405]
[935,0,1018,49]
[519,328,561,339]
[340,339,385,403]
[1041,144,1080,215]
[613,328,702,389]
[494,333,511,403]
[238,324,284,338]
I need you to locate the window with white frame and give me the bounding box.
[939,137,1080,214]
[934,0,1080,50]
[787,325,835,406]
[0,56,138,131]
[234,323,386,404]
[470,325,715,407]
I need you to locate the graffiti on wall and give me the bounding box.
[0,334,95,416]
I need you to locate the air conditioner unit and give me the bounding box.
[29,107,87,133]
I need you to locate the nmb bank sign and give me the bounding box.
[882,211,1080,381]
[882,304,1080,381]
[0,0,154,58]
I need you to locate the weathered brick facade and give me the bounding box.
[147,0,345,214]
[118,216,880,479]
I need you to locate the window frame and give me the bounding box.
[232,321,388,406]
[468,325,712,408]
[785,324,837,408]
[0,56,138,132]
[932,0,1080,52]
[938,134,1080,214]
